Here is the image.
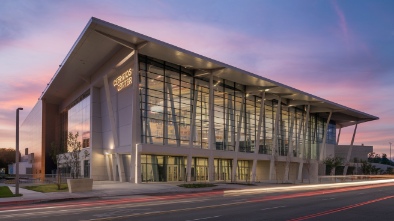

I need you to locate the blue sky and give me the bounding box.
[1,0,393,156]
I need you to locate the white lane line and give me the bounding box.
[261,206,286,211]
[186,215,221,221]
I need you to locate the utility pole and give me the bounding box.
[15,107,23,195]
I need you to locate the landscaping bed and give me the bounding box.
[24,184,68,193]
[0,186,22,198]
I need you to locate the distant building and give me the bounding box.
[8,153,33,175]
[334,145,373,162]
[20,18,378,183]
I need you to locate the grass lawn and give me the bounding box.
[24,184,68,193]
[0,186,22,198]
[178,183,217,188]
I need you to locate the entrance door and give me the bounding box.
[196,166,208,181]
[167,165,178,181]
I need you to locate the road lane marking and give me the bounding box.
[261,206,286,211]
[186,215,221,221]
[322,198,335,200]
[287,195,394,221]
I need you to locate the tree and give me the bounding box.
[361,160,380,175]
[0,148,19,174]
[64,132,89,179]
[323,156,343,175]
[381,153,390,165]
[50,141,66,190]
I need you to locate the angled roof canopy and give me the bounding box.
[41,17,378,128]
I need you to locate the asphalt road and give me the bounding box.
[1,181,394,221]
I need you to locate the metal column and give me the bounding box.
[343,123,358,175]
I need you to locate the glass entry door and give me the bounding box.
[167,165,178,181]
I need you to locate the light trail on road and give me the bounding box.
[81,181,394,221]
[224,178,394,196]
[2,179,394,221]
[288,195,394,221]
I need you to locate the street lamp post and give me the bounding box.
[390,142,392,162]
[15,107,23,195]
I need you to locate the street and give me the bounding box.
[1,181,394,221]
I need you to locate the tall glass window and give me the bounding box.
[237,160,251,181]
[192,157,208,181]
[141,155,186,182]
[66,92,90,150]
[214,158,232,181]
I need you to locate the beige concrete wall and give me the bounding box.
[256,160,270,181]
[90,87,107,180]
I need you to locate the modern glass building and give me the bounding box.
[20,18,378,183]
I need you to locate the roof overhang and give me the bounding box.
[41,17,378,128]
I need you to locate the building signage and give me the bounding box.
[113,68,132,91]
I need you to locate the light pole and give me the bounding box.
[390,142,392,162]
[15,107,23,195]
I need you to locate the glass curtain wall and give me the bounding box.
[65,91,91,150]
[139,55,335,157]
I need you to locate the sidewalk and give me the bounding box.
[0,181,260,206]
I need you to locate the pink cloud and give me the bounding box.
[331,0,350,45]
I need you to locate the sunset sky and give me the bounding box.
[1,1,393,157]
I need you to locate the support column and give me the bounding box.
[284,108,295,182]
[296,114,304,157]
[336,127,342,145]
[208,73,215,150]
[343,123,358,175]
[130,50,141,183]
[232,94,245,181]
[252,92,266,182]
[105,154,113,181]
[166,77,180,146]
[111,154,117,181]
[319,111,332,161]
[189,84,199,147]
[269,96,281,181]
[116,153,126,182]
[298,104,310,181]
[135,144,142,183]
[208,73,215,182]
